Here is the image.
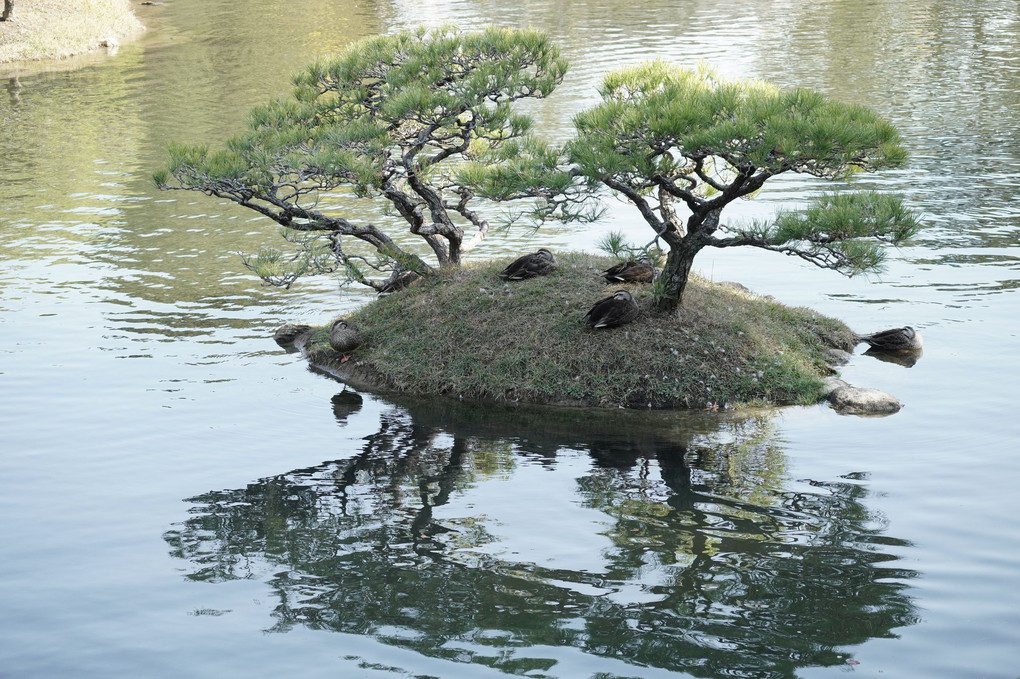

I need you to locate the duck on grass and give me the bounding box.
[279,251,861,410]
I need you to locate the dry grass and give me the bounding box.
[302,252,856,410]
[0,0,144,64]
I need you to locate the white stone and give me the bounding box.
[828,385,902,415]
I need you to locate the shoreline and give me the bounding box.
[0,0,144,66]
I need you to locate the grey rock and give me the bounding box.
[823,348,852,368]
[828,385,902,415]
[820,376,848,397]
[274,323,311,346]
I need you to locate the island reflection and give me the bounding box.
[165,392,917,678]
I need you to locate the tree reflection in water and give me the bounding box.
[165,392,917,678]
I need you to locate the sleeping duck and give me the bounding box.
[377,270,421,295]
[583,290,640,329]
[273,322,311,346]
[329,319,363,354]
[855,326,923,352]
[498,248,557,281]
[601,257,655,284]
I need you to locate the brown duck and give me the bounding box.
[601,257,655,284]
[583,290,640,329]
[329,319,363,355]
[855,326,923,352]
[498,248,557,281]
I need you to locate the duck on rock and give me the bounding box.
[498,248,557,281]
[583,290,640,329]
[855,326,923,352]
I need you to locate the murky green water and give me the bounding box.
[2,1,1019,677]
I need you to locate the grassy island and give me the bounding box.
[292,252,856,410]
[0,0,143,65]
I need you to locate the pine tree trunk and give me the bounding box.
[0,0,14,21]
[654,208,722,312]
[655,248,696,313]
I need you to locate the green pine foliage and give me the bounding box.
[574,62,906,180]
[565,62,919,310]
[718,191,922,274]
[156,26,569,291]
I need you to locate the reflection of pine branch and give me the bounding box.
[164,404,474,582]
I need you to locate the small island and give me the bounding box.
[156,27,920,414]
[276,252,858,410]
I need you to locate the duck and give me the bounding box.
[498,248,557,281]
[583,290,640,329]
[329,319,363,355]
[855,326,923,352]
[601,257,655,284]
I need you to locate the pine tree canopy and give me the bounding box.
[563,62,919,309]
[155,26,568,289]
[570,61,907,187]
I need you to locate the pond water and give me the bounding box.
[2,1,1019,677]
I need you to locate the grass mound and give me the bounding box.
[302,252,856,409]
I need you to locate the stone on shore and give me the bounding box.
[825,380,902,415]
[274,323,311,346]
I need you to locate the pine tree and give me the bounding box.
[566,63,919,310]
[155,26,567,291]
